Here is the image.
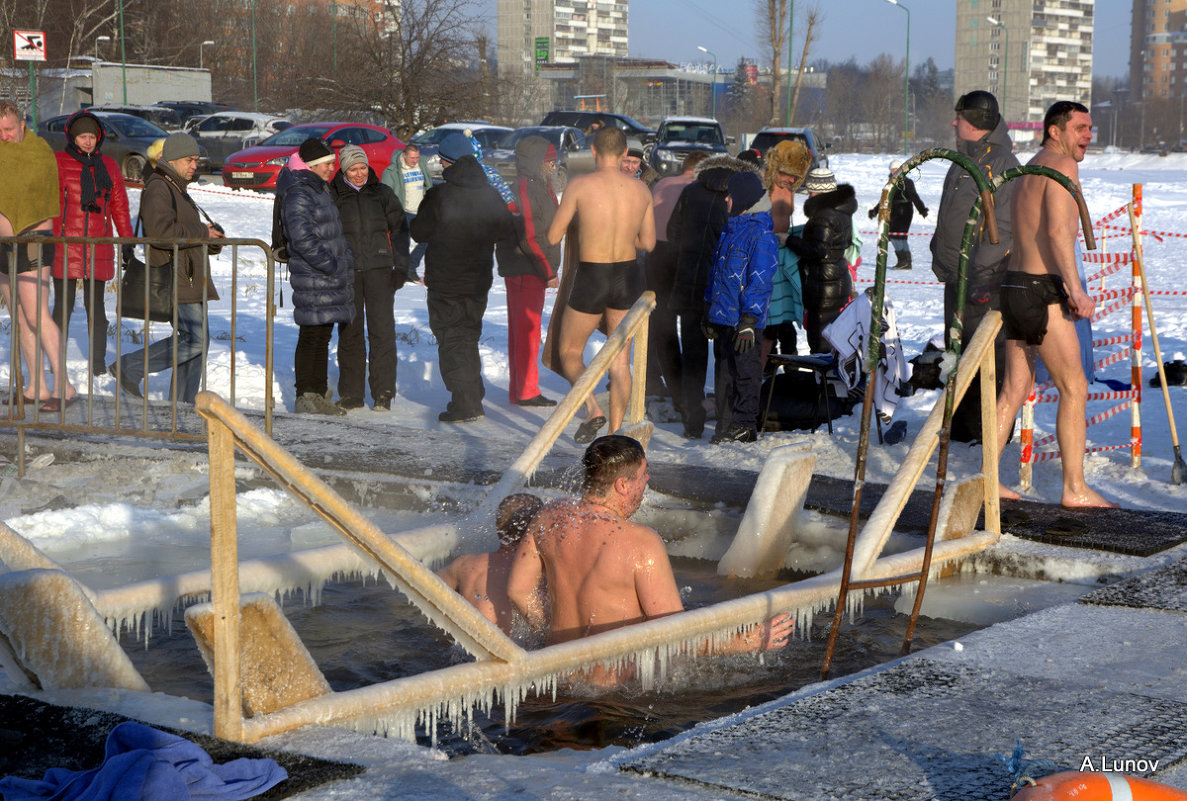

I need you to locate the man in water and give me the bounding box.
[437,493,544,635]
[547,127,656,444]
[507,435,792,682]
[993,101,1115,508]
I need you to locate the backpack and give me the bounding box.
[270,187,290,263]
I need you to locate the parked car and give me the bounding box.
[191,111,291,169]
[647,116,731,178]
[483,126,593,192]
[88,104,184,131]
[539,110,657,150]
[409,122,512,182]
[38,111,210,181]
[748,127,829,171]
[155,100,235,125]
[221,121,403,191]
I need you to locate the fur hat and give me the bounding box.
[161,132,200,163]
[438,132,471,164]
[803,167,837,194]
[762,139,812,193]
[338,144,367,172]
[727,171,765,216]
[298,138,335,167]
[67,114,101,140]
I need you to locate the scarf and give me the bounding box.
[66,141,113,212]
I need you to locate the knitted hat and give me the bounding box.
[298,138,335,167]
[803,167,837,194]
[438,132,471,164]
[67,114,101,140]
[338,144,367,172]
[161,132,200,163]
[955,90,1001,131]
[889,159,903,172]
[543,143,557,163]
[726,171,765,216]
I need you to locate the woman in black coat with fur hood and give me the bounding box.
[786,168,857,353]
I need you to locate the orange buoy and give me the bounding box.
[1012,771,1187,800]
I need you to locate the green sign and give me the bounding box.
[535,37,549,66]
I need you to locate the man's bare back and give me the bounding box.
[436,551,520,635]
[548,161,656,260]
[994,103,1114,508]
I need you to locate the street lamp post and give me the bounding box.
[986,16,1008,123]
[200,40,215,70]
[884,0,910,154]
[697,45,718,119]
[94,35,110,61]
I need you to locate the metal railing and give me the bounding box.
[2,233,276,474]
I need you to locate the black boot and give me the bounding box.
[892,250,912,270]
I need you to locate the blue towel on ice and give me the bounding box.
[0,721,287,801]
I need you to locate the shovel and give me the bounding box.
[1129,204,1186,485]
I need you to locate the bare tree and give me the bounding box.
[755,0,788,125]
[787,3,820,127]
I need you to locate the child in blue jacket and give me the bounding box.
[704,171,778,443]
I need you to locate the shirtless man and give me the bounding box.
[437,493,543,635]
[507,435,793,684]
[547,127,656,444]
[993,101,1115,508]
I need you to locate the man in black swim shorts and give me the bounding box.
[1000,271,1069,346]
[566,260,641,316]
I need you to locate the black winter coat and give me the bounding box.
[667,154,758,315]
[282,168,355,326]
[497,135,560,280]
[869,177,927,241]
[411,155,515,296]
[788,184,857,317]
[329,168,409,276]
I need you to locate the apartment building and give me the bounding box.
[498,0,629,79]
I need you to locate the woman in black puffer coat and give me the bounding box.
[330,145,409,410]
[787,179,857,352]
[280,139,355,414]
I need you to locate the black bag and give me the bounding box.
[118,250,174,323]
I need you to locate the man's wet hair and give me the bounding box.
[581,435,645,496]
[1041,100,1089,145]
[496,493,544,547]
[593,126,627,158]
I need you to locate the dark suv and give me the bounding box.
[647,116,730,177]
[540,111,656,145]
[748,127,829,170]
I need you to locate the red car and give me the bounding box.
[222,122,403,190]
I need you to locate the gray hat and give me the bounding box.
[803,167,837,194]
[161,132,200,163]
[338,144,368,172]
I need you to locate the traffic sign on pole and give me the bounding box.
[13,30,47,62]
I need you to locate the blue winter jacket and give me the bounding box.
[704,211,778,329]
[281,168,355,326]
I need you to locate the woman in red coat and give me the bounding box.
[52,111,133,377]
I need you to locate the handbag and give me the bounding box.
[118,248,174,323]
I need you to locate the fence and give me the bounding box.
[2,233,277,475]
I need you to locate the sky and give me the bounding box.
[482,1,1133,80]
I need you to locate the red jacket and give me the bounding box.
[52,113,133,281]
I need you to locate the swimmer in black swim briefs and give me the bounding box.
[567,260,641,315]
[1000,271,1069,346]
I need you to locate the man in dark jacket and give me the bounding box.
[412,133,515,423]
[283,138,355,416]
[930,89,1019,441]
[110,132,223,404]
[787,168,857,353]
[330,145,408,411]
[868,160,928,270]
[496,135,560,408]
[667,153,759,438]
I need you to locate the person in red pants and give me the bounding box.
[497,135,560,407]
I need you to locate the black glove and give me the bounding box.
[701,318,717,341]
[868,207,878,220]
[920,208,929,218]
[734,315,757,354]
[391,267,407,291]
[969,289,992,306]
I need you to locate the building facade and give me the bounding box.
[954,0,1093,126]
[497,0,629,79]
[1131,0,1187,100]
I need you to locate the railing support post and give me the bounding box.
[209,421,243,741]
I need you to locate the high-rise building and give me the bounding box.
[497,0,629,79]
[1131,0,1187,100]
[954,0,1093,125]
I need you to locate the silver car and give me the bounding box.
[409,122,512,182]
[483,126,593,192]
